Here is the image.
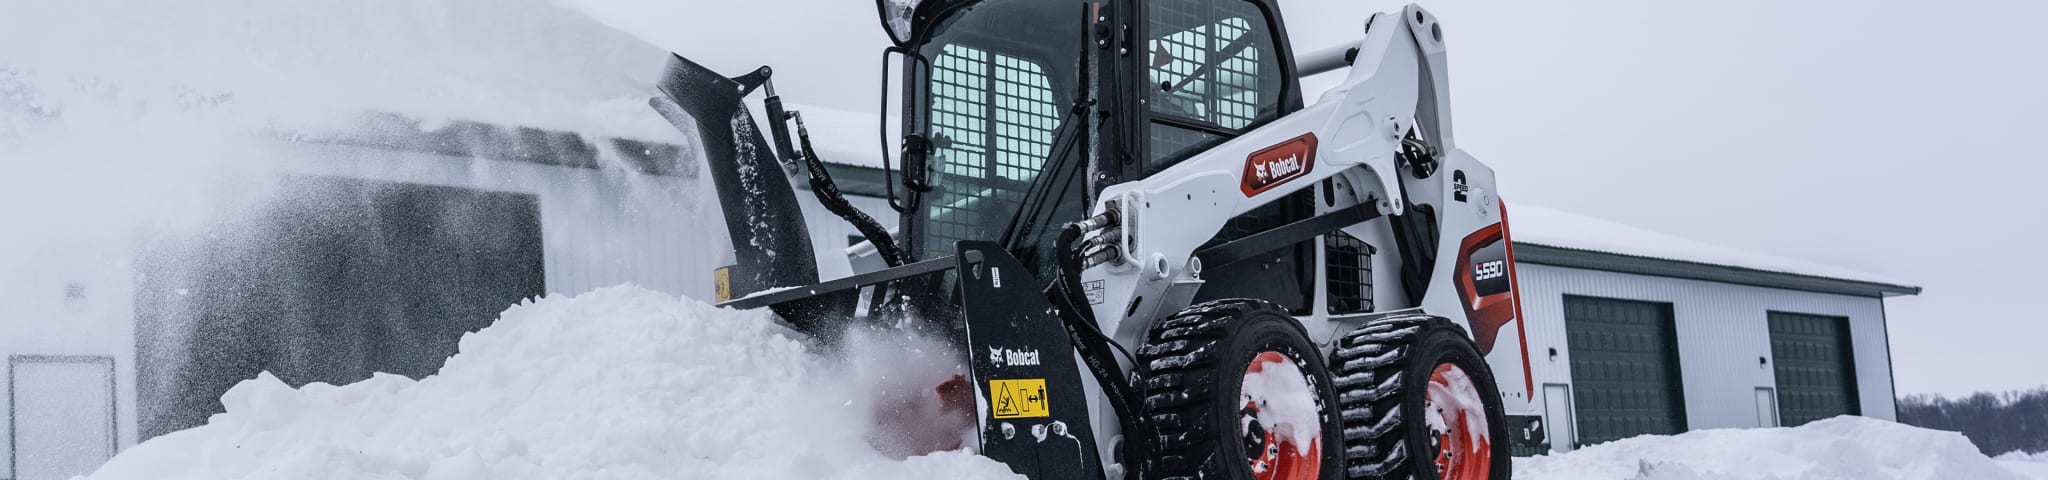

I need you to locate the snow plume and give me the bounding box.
[85,286,1018,480]
[1515,416,2044,480]
[836,326,978,459]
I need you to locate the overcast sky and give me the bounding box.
[568,0,2046,396]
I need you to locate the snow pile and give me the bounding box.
[2000,451,2048,479]
[85,286,1019,480]
[1515,416,2044,480]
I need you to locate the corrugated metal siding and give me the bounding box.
[1516,263,1896,443]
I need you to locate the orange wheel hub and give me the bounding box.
[1241,351,1322,480]
[1426,363,1492,480]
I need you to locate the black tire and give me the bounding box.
[1331,315,1512,480]
[1136,300,1345,480]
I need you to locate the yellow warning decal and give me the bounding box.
[990,378,1051,419]
[713,267,732,302]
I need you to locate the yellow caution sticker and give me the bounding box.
[989,378,1050,419]
[713,267,731,302]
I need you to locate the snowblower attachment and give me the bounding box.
[654,52,1101,479]
[650,54,842,331]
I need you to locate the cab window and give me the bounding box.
[1146,0,1285,172]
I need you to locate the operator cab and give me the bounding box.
[880,0,1314,308]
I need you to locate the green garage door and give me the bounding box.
[1768,312,1860,426]
[1565,295,1688,446]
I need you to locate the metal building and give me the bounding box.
[1506,205,1920,451]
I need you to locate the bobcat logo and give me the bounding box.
[1240,133,1318,196]
[987,346,1043,368]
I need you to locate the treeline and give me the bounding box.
[1897,387,2048,456]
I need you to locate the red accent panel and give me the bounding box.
[1452,199,1536,399]
[1240,133,1318,197]
[1453,225,1513,354]
[1499,200,1535,399]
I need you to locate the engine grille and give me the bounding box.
[1325,231,1375,314]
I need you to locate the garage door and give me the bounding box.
[1768,312,1860,426]
[1564,296,1687,446]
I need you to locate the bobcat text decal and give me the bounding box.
[988,346,1042,368]
[1240,133,1318,196]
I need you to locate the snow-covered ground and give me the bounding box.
[82,285,2046,480]
[1518,416,2048,480]
[2001,451,2048,479]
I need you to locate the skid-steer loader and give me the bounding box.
[651,1,1542,478]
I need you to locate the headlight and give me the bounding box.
[875,0,921,46]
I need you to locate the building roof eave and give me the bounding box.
[1514,243,1923,298]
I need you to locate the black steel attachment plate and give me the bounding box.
[955,241,1101,479]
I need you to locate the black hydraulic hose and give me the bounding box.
[1050,222,1148,472]
[794,114,915,268]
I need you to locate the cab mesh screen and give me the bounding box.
[923,44,1061,258]
[1149,13,1262,128]
[1146,0,1277,170]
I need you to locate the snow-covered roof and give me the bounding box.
[0,0,682,142]
[1509,204,1916,290]
[785,104,894,169]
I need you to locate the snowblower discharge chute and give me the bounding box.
[653,1,1543,479]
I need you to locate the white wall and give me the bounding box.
[1515,262,1898,447]
[0,195,139,479]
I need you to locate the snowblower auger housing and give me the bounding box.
[657,0,1543,478]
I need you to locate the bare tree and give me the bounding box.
[1898,387,2048,456]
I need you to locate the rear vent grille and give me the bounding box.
[1325,232,1375,314]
